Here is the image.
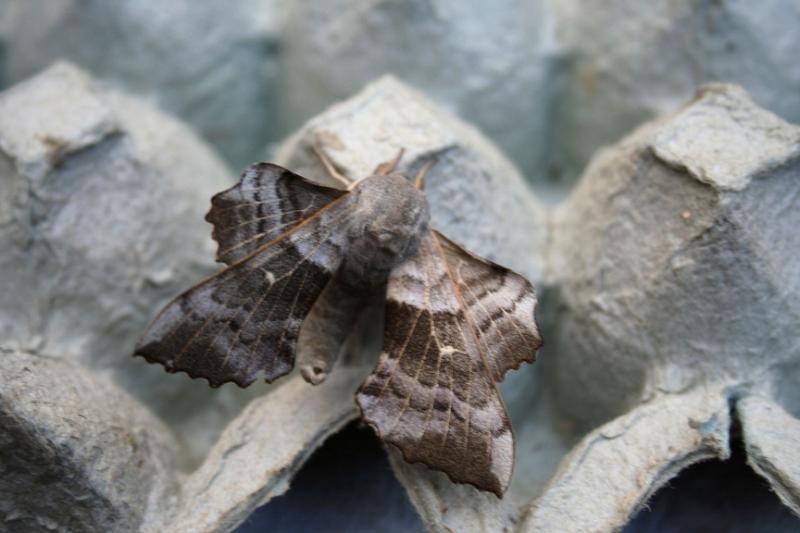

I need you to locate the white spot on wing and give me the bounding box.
[440,345,459,357]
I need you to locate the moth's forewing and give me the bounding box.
[357,230,542,496]
[134,164,355,387]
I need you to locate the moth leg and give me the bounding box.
[312,143,351,188]
[297,274,368,385]
[413,158,438,190]
[373,148,405,176]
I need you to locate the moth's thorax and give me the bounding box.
[342,173,430,287]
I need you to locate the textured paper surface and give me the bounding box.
[1,63,799,532]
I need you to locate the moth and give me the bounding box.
[134,146,542,496]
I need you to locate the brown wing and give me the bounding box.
[434,232,542,380]
[356,230,541,496]
[134,188,356,388]
[206,162,347,265]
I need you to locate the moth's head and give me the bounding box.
[348,173,430,271]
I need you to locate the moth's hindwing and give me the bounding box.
[357,230,542,496]
[207,162,347,265]
[134,165,354,387]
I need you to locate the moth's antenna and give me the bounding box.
[311,143,351,189]
[414,158,437,190]
[374,148,405,176]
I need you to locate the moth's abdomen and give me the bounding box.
[297,272,369,385]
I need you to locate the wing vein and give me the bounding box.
[242,218,342,374]
[383,240,435,430]
[458,262,517,373]
[218,192,350,263]
[167,197,351,368]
